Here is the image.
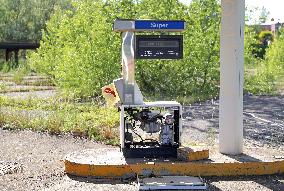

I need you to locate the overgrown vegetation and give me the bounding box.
[0,61,18,73]
[245,28,284,94]
[137,0,220,101]
[28,0,220,100]
[0,96,120,145]
[0,0,72,42]
[27,0,283,100]
[12,61,31,83]
[1,0,284,144]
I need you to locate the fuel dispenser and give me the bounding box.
[106,19,185,158]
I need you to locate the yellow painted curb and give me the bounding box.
[65,160,284,178]
[188,150,209,161]
[177,148,210,161]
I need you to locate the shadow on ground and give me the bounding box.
[67,175,135,185]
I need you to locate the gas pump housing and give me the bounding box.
[113,19,185,158]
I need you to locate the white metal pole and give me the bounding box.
[219,0,245,155]
[120,106,125,149]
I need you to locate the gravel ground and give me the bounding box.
[0,129,136,191]
[182,95,284,149]
[0,90,57,100]
[0,129,283,191]
[0,76,56,99]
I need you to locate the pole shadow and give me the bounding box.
[224,153,262,162]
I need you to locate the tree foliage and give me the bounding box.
[245,29,284,94]
[0,0,72,42]
[259,30,273,42]
[264,29,284,77]
[29,0,277,99]
[136,0,221,100]
[29,0,221,100]
[30,1,121,97]
[244,26,260,64]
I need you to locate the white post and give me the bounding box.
[219,0,245,155]
[120,106,125,149]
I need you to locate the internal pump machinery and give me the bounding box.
[104,19,185,158]
[125,108,177,146]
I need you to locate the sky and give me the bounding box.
[246,0,284,23]
[179,0,284,24]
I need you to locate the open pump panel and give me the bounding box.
[111,19,185,158]
[121,102,182,158]
[124,107,180,147]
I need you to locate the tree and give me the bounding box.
[135,0,221,99]
[0,0,72,42]
[265,28,284,71]
[29,0,222,100]
[259,6,270,24]
[29,0,123,97]
[244,26,260,64]
[182,0,221,96]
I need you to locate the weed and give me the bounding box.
[206,127,217,146]
[0,82,7,91]
[13,63,31,84]
[0,96,120,145]
[1,62,12,73]
[0,86,55,93]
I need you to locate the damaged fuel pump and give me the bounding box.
[124,108,178,146]
[104,19,185,158]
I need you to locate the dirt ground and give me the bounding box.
[183,95,284,148]
[0,129,283,191]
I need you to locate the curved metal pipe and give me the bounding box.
[122,31,135,104]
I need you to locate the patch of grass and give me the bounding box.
[275,72,284,93]
[0,61,14,73]
[0,86,55,93]
[1,61,54,86]
[206,127,217,146]
[19,79,54,86]
[176,93,218,105]
[144,92,218,105]
[0,82,7,91]
[0,96,120,145]
[244,61,281,95]
[13,64,30,84]
[0,73,13,78]
[0,75,54,86]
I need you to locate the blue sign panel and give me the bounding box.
[135,20,185,31]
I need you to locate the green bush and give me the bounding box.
[255,30,274,58]
[28,0,281,100]
[29,1,123,98]
[12,60,31,84]
[136,0,220,101]
[245,29,284,94]
[259,30,274,43]
[0,61,18,73]
[29,0,221,101]
[244,26,262,64]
